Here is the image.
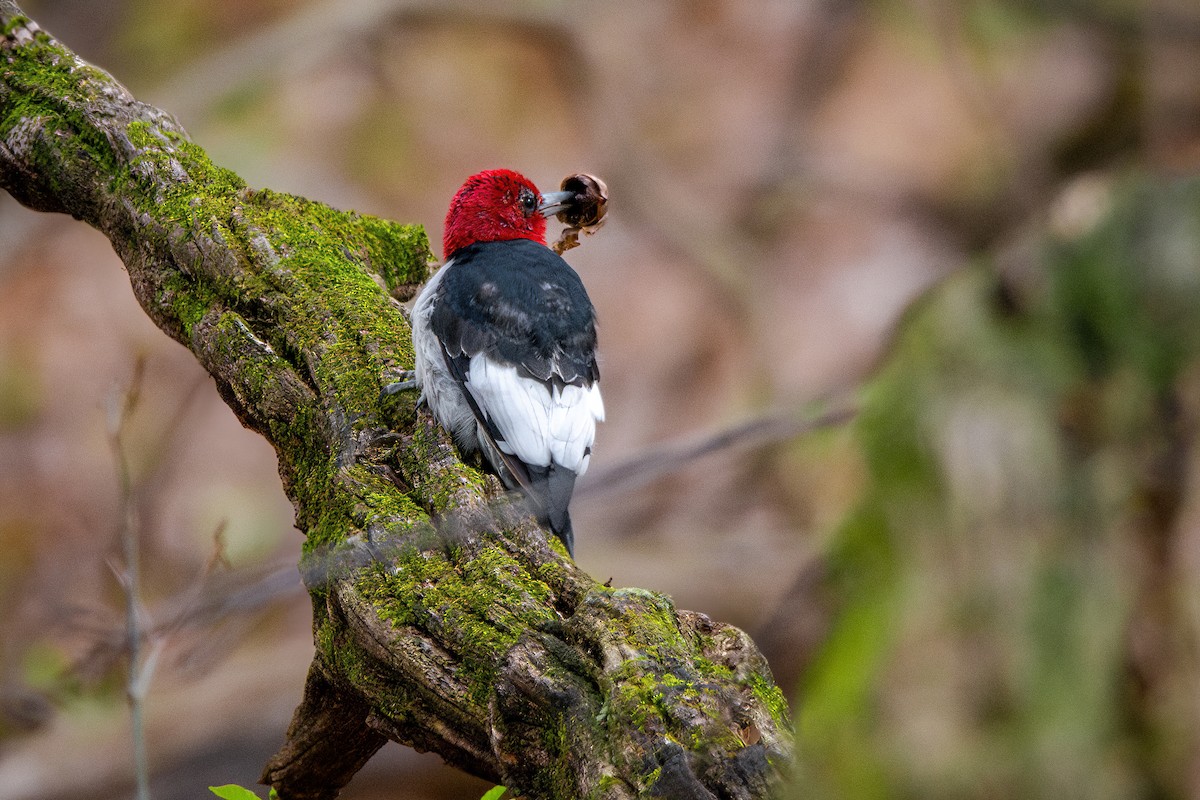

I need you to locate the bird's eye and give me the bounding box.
[519,188,537,214]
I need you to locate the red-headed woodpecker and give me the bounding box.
[408,169,604,557]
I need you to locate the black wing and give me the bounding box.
[429,238,599,389]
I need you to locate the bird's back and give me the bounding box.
[412,239,603,554]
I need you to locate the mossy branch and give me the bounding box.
[0,7,793,799]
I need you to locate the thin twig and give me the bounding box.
[576,398,858,500]
[106,357,152,800]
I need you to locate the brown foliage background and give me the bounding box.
[1,0,1198,798]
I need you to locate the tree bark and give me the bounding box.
[0,6,794,798]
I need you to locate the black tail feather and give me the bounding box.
[527,463,577,557]
[472,421,579,557]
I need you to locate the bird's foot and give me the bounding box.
[382,371,418,395]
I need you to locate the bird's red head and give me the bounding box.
[442,169,550,259]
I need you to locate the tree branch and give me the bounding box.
[0,7,793,799]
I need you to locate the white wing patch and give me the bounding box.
[465,353,604,475]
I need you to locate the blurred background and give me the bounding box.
[1,0,1199,798]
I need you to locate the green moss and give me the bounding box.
[124,120,246,215]
[219,188,425,418]
[531,554,574,594]
[540,716,573,788]
[154,270,212,338]
[612,671,679,733]
[608,659,743,757]
[394,419,491,516]
[344,463,426,522]
[314,614,358,689]
[1,40,122,182]
[589,774,627,799]
[356,545,557,703]
[116,134,424,429]
[297,473,351,549]
[358,214,434,291]
[607,589,686,661]
[592,590,788,776]
[744,670,791,730]
[315,613,418,719]
[3,14,31,37]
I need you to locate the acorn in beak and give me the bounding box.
[539,174,608,227]
[541,174,609,254]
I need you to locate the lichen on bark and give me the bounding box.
[0,5,794,799]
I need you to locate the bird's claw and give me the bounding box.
[382,371,418,396]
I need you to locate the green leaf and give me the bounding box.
[208,786,263,800]
[480,787,507,800]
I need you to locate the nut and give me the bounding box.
[556,173,608,230]
[551,173,608,255]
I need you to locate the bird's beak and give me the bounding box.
[537,191,575,218]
